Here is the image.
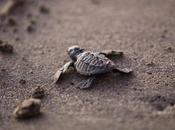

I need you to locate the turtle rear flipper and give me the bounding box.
[112,67,133,74]
[99,50,123,58]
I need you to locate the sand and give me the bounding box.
[0,0,175,130]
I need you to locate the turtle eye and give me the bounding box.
[74,48,79,51]
[68,49,73,53]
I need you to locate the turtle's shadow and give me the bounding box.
[55,71,134,92]
[83,74,134,91]
[89,72,134,91]
[14,112,44,122]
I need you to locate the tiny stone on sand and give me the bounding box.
[32,86,45,99]
[0,40,14,53]
[13,98,41,119]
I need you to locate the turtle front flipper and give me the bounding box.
[113,67,133,74]
[53,61,74,83]
[99,50,123,58]
[76,76,96,89]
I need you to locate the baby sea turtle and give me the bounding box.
[54,46,132,89]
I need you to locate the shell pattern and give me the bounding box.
[74,51,115,76]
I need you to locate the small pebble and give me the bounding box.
[26,24,35,33]
[30,20,36,25]
[0,40,13,53]
[165,46,174,53]
[39,5,49,14]
[32,86,45,99]
[147,71,152,75]
[1,68,6,72]
[19,79,26,84]
[8,18,17,26]
[13,98,41,119]
[70,82,74,85]
[15,37,20,41]
[146,61,154,66]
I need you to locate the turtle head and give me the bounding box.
[68,45,85,61]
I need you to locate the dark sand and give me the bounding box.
[0,0,175,130]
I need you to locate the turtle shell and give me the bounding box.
[74,51,115,76]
